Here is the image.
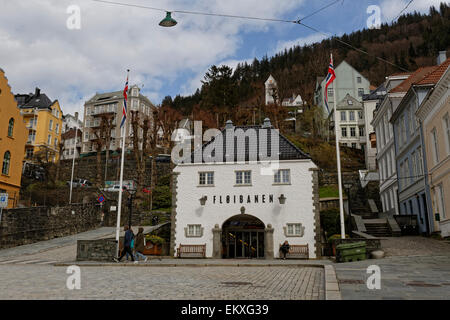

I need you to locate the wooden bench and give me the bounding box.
[177,244,206,258]
[279,244,309,259]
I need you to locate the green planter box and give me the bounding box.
[339,253,366,262]
[339,247,366,257]
[336,241,366,263]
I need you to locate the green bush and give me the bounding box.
[145,234,165,245]
[157,174,171,187]
[152,185,171,209]
[327,234,350,243]
[320,208,348,240]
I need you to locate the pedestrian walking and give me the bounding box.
[280,240,290,260]
[114,225,135,262]
[134,227,148,262]
[125,227,135,261]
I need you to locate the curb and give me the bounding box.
[324,265,342,300]
[54,262,326,268]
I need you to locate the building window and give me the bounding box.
[2,151,11,175]
[49,120,53,131]
[350,127,356,137]
[7,118,14,137]
[54,138,58,148]
[409,106,415,133]
[357,76,362,83]
[327,88,333,97]
[358,88,364,97]
[358,111,363,120]
[47,134,51,145]
[340,111,346,121]
[55,123,59,134]
[444,113,450,155]
[437,184,446,220]
[284,223,304,237]
[411,152,416,181]
[351,143,357,149]
[185,224,203,237]
[349,111,355,121]
[236,170,251,185]
[431,128,439,165]
[26,148,33,159]
[359,127,365,137]
[274,169,290,184]
[199,172,214,186]
[341,127,347,137]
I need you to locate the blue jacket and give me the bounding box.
[124,230,134,247]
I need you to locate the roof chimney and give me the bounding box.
[262,118,272,128]
[437,51,447,65]
[35,87,40,97]
[225,120,234,130]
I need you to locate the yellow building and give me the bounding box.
[0,69,27,208]
[15,88,63,163]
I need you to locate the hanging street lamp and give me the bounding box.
[159,11,178,27]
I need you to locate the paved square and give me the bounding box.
[0,265,325,300]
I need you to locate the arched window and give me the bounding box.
[8,118,14,137]
[2,151,11,175]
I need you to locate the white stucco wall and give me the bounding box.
[173,159,318,259]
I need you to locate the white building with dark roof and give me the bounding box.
[170,119,321,259]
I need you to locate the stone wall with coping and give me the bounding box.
[0,202,102,249]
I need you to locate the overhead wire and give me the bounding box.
[89,0,411,72]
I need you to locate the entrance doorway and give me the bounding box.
[222,214,265,259]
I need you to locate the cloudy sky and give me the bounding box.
[0,0,444,118]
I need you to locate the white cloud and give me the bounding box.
[0,0,305,116]
[380,0,444,22]
[274,33,327,55]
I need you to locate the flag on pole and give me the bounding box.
[324,56,336,114]
[120,73,129,128]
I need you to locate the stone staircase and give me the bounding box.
[364,219,392,237]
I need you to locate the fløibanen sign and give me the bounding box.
[212,194,275,205]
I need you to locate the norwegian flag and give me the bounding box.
[120,72,129,128]
[324,55,336,115]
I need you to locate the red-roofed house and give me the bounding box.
[388,53,449,235]
[416,56,450,237]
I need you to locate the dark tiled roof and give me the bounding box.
[15,88,54,109]
[187,121,311,164]
[363,83,387,101]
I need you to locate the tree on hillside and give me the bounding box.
[201,65,239,126]
[91,114,114,187]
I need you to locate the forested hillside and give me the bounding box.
[162,3,450,125]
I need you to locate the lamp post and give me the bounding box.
[127,188,136,228]
[343,182,353,235]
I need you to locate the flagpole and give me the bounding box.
[331,53,346,239]
[115,69,130,257]
[69,129,78,204]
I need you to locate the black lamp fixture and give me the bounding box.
[199,195,207,206]
[159,11,178,27]
[278,194,286,205]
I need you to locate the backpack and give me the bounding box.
[130,238,135,249]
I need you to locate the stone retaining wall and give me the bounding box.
[77,239,117,261]
[0,203,102,249]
